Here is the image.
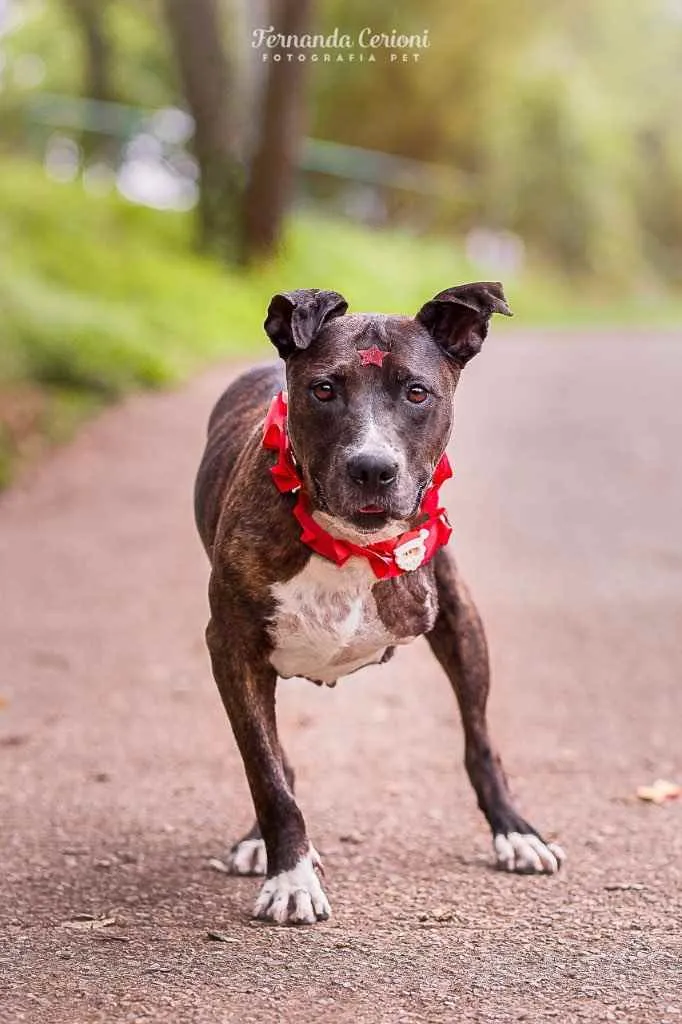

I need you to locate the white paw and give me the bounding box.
[226,837,267,876]
[494,832,566,874]
[253,846,330,925]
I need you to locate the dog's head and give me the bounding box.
[264,284,511,535]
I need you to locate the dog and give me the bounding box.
[194,283,564,925]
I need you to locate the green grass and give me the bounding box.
[1,157,680,485]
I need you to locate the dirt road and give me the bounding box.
[1,331,681,1023]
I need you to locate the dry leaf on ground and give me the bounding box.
[207,931,239,943]
[62,915,116,932]
[208,858,229,873]
[636,779,681,804]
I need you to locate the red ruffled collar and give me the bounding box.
[262,391,452,580]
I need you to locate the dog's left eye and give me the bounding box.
[311,381,336,402]
[406,385,429,404]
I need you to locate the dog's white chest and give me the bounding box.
[268,555,401,684]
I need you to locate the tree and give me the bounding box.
[240,0,314,262]
[163,0,243,262]
[163,0,314,264]
[64,0,112,103]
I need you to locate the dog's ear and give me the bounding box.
[264,288,349,358]
[416,282,512,367]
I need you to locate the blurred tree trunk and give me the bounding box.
[240,0,313,263]
[64,0,114,162]
[163,0,243,263]
[65,0,112,103]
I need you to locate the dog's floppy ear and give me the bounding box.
[416,282,512,367]
[264,288,348,358]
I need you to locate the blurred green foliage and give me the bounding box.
[1,0,173,106]
[3,0,682,288]
[314,0,682,288]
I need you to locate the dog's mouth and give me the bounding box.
[309,477,426,534]
[351,509,391,531]
[347,483,429,532]
[311,481,391,522]
[347,501,405,533]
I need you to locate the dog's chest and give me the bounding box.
[268,556,415,684]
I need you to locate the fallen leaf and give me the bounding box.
[636,779,681,804]
[207,930,239,943]
[62,915,116,932]
[208,858,230,874]
[604,883,646,892]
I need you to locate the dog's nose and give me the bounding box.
[347,452,398,488]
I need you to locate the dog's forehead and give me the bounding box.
[297,312,442,377]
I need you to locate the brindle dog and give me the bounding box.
[195,283,564,925]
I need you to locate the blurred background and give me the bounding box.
[1,0,681,486]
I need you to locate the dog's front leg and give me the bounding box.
[225,746,296,877]
[426,549,565,874]
[206,618,330,924]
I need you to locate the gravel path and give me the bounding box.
[1,331,680,1023]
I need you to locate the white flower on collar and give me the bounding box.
[393,528,429,572]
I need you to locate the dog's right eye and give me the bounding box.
[311,382,336,402]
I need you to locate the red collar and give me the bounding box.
[262,392,452,579]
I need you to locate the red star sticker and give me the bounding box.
[357,345,388,367]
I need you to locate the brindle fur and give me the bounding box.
[195,284,560,918]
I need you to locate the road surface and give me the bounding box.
[1,331,681,1023]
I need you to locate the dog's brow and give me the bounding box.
[304,361,354,379]
[389,359,441,388]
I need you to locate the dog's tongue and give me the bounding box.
[359,505,384,514]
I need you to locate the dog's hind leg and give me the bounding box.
[426,549,565,875]
[207,618,329,924]
[226,745,296,877]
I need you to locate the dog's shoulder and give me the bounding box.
[206,363,284,437]
[194,363,285,558]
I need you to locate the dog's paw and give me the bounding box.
[494,832,566,875]
[226,837,267,876]
[253,846,330,925]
